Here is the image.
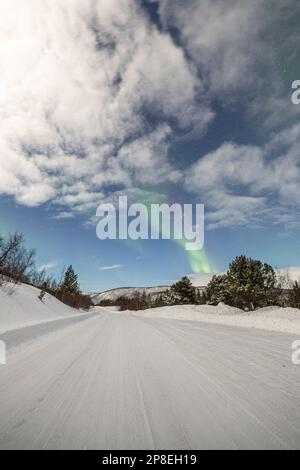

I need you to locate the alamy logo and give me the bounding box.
[291,340,300,365]
[0,340,6,366]
[96,196,204,251]
[291,80,300,104]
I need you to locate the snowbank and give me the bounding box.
[134,303,300,336]
[0,282,88,334]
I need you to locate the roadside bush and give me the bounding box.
[288,281,300,309]
[38,283,47,303]
[206,255,277,310]
[55,289,92,310]
[55,265,92,310]
[0,232,35,286]
[97,299,116,307]
[0,231,92,310]
[117,291,151,311]
[206,274,230,305]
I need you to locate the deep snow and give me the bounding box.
[0,282,89,334]
[0,286,300,449]
[0,311,299,449]
[1,281,300,337]
[132,303,300,336]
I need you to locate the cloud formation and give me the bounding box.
[157,0,300,129]
[185,122,300,229]
[0,0,300,233]
[37,261,58,272]
[98,264,126,271]
[0,0,211,211]
[158,0,266,93]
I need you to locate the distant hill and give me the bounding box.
[87,278,210,306]
[275,267,300,286]
[87,267,300,305]
[88,286,170,305]
[189,273,219,287]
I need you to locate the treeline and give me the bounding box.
[100,255,300,312]
[0,231,91,310]
[98,276,204,311]
[205,255,300,310]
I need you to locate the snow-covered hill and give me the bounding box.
[0,282,87,333]
[189,273,220,287]
[87,276,214,305]
[276,267,300,285]
[87,267,300,306]
[89,286,169,305]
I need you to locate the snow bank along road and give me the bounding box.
[0,310,299,449]
[1,313,96,351]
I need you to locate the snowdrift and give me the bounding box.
[133,303,300,336]
[0,282,86,333]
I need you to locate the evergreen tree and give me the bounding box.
[196,288,207,305]
[61,265,79,294]
[206,274,229,305]
[154,294,164,307]
[170,276,196,304]
[288,281,300,309]
[160,289,181,306]
[226,255,276,310]
[141,290,148,309]
[205,255,277,310]
[38,282,47,302]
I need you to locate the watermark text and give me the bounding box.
[96,197,204,251]
[291,80,300,104]
[0,340,6,366]
[291,340,300,365]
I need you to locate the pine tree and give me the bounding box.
[205,255,276,310]
[154,294,164,307]
[160,289,181,306]
[38,283,47,302]
[205,256,277,310]
[288,281,300,309]
[170,276,196,304]
[196,289,206,305]
[226,255,276,310]
[61,265,79,294]
[206,274,229,305]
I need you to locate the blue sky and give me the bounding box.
[1,0,300,291]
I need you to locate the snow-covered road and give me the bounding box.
[1,312,95,351]
[0,311,299,449]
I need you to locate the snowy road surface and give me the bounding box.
[1,313,95,351]
[0,311,299,449]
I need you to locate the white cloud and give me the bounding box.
[52,211,75,220]
[0,0,212,213]
[158,0,265,93]
[1,0,299,232]
[157,0,300,130]
[185,123,300,229]
[98,264,126,271]
[38,261,58,272]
